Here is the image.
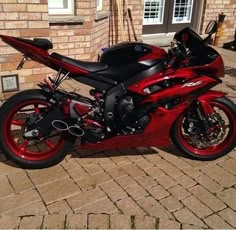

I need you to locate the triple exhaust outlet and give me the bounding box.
[52,120,84,137]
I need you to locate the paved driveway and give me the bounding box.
[0,49,236,229]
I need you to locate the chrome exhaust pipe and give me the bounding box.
[68,125,84,137]
[52,120,68,131]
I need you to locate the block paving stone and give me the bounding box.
[219,208,236,228]
[37,177,80,204]
[47,200,73,214]
[204,214,232,229]
[42,214,66,229]
[0,215,20,229]
[8,170,34,194]
[88,214,109,229]
[110,215,131,229]
[181,195,213,218]
[188,185,226,212]
[134,215,157,229]
[0,176,14,198]
[0,48,236,229]
[66,214,87,229]
[217,187,236,211]
[159,195,183,212]
[19,216,43,229]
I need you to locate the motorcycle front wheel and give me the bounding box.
[171,96,236,160]
[0,89,74,168]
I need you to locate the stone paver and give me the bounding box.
[47,200,73,214]
[116,197,145,215]
[0,189,41,214]
[194,174,223,193]
[168,184,191,200]
[159,219,181,229]
[5,201,48,216]
[217,187,236,211]
[105,166,127,179]
[201,164,236,188]
[219,208,236,228]
[116,174,138,189]
[135,215,157,229]
[145,166,165,178]
[121,163,146,178]
[147,185,170,200]
[100,180,127,201]
[160,195,183,212]
[66,214,87,229]
[74,198,119,214]
[0,215,20,229]
[189,185,226,212]
[219,158,236,175]
[88,214,109,229]
[181,195,213,218]
[76,171,113,190]
[0,161,20,176]
[204,214,232,229]
[19,216,43,229]
[110,215,131,229]
[155,174,177,189]
[0,48,236,229]
[8,171,34,194]
[137,196,172,219]
[27,165,68,186]
[174,208,207,228]
[0,176,14,198]
[176,174,197,188]
[126,184,149,201]
[43,214,65,229]
[37,177,80,204]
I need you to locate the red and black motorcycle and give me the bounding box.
[0,25,236,168]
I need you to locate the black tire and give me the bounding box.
[171,96,236,160]
[0,89,74,169]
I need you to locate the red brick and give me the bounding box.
[3,4,26,12]
[20,29,50,37]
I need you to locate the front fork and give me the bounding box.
[196,90,226,131]
[195,100,214,131]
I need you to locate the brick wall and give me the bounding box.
[0,0,144,98]
[201,0,236,46]
[0,0,50,98]
[109,0,144,44]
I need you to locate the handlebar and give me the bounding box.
[167,41,187,68]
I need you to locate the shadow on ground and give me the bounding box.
[225,66,236,78]
[0,145,188,168]
[71,145,187,160]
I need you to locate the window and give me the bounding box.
[97,0,103,11]
[172,0,194,24]
[143,0,165,25]
[48,0,74,15]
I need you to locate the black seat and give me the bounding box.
[15,37,53,50]
[51,52,108,72]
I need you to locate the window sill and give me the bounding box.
[95,11,109,22]
[49,16,84,25]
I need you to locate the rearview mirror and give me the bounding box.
[205,20,218,35]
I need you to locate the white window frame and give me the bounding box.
[143,0,165,25]
[48,0,74,15]
[172,0,194,24]
[97,0,103,11]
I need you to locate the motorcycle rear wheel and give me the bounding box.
[0,89,74,168]
[171,96,236,160]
